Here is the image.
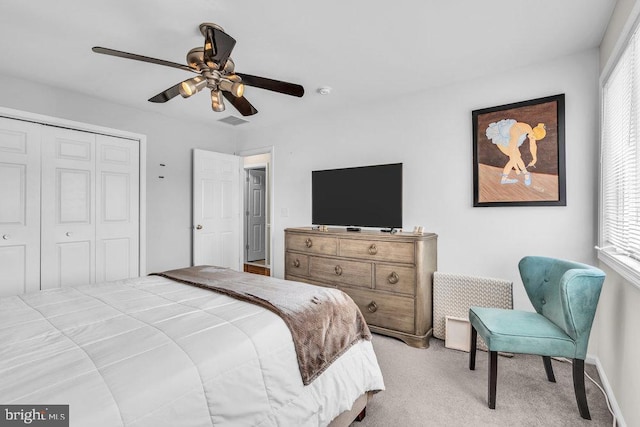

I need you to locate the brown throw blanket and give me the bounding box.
[151,265,371,385]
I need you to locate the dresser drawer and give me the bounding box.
[339,239,415,263]
[343,288,415,333]
[285,252,309,276]
[285,275,335,288]
[375,264,416,296]
[286,233,337,255]
[309,257,372,288]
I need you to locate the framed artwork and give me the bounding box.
[472,94,566,207]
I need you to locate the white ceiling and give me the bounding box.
[0,0,616,129]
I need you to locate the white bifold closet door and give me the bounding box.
[40,127,139,289]
[0,118,42,297]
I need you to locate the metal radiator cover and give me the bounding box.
[433,272,513,351]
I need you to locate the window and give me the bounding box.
[600,19,640,286]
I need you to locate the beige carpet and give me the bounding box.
[357,335,615,427]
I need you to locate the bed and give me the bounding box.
[0,266,384,426]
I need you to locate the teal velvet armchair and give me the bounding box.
[468,256,605,419]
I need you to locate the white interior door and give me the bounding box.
[95,134,140,282]
[0,117,41,296]
[247,168,266,262]
[193,149,241,270]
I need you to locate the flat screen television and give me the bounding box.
[312,163,402,230]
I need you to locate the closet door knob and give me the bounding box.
[196,224,203,230]
[65,232,73,237]
[2,234,10,240]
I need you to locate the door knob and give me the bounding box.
[65,232,73,237]
[196,224,203,230]
[2,234,9,240]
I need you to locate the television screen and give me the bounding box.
[312,163,402,229]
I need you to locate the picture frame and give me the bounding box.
[472,94,566,207]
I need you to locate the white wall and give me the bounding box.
[593,265,640,426]
[594,1,640,425]
[0,74,236,273]
[237,49,600,312]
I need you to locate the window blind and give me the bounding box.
[602,26,640,261]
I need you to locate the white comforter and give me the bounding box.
[0,275,384,426]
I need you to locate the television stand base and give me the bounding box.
[381,228,398,234]
[346,227,361,232]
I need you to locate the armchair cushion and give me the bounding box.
[469,307,576,357]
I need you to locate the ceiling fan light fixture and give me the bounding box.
[211,90,225,112]
[219,78,244,97]
[179,76,207,98]
[93,22,304,117]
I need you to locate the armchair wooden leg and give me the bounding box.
[572,359,591,420]
[488,351,498,409]
[469,326,477,370]
[542,356,556,382]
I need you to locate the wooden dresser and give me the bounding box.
[284,227,437,348]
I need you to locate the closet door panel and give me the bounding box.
[100,238,131,281]
[96,135,139,282]
[57,241,92,286]
[41,128,96,289]
[0,118,41,295]
[58,169,91,222]
[0,245,27,297]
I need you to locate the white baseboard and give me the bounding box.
[587,354,626,427]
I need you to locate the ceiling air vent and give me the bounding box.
[218,115,250,126]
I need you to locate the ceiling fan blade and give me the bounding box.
[92,47,197,73]
[236,73,304,97]
[148,82,182,103]
[222,92,258,116]
[212,27,236,68]
[202,26,236,70]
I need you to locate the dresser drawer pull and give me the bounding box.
[305,238,313,248]
[293,258,301,268]
[367,301,378,313]
[368,244,378,255]
[388,271,399,284]
[334,265,343,276]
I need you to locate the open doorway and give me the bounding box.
[242,151,272,276]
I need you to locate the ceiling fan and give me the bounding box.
[92,23,304,117]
